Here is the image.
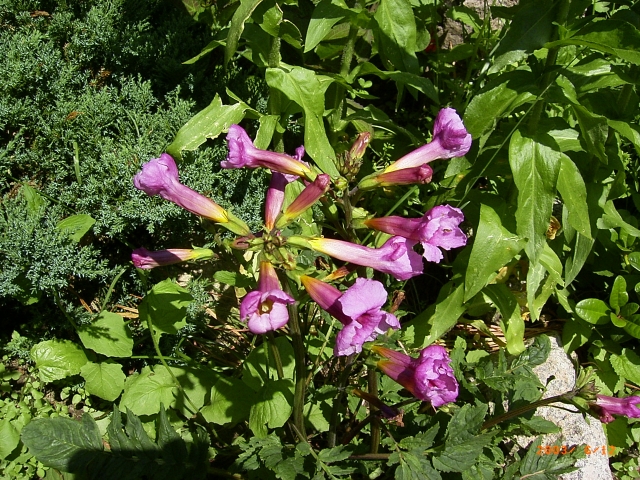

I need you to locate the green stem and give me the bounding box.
[267,332,285,379]
[367,368,380,454]
[327,355,356,447]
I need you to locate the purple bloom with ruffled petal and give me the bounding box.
[240,261,295,334]
[373,345,458,407]
[301,276,399,356]
[591,394,640,423]
[365,205,466,263]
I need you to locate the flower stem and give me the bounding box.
[367,368,380,454]
[328,355,356,447]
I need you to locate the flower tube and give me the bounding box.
[289,236,423,281]
[301,276,400,356]
[131,247,215,270]
[372,345,458,407]
[223,125,314,180]
[240,261,295,334]
[133,154,250,235]
[357,164,433,190]
[590,394,640,423]
[384,108,472,173]
[275,174,331,228]
[364,205,467,263]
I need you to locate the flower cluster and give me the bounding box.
[130,108,470,407]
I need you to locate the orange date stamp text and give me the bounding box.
[536,445,616,456]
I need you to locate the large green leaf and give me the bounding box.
[509,131,561,264]
[249,379,294,437]
[166,95,248,158]
[608,119,640,151]
[464,204,525,302]
[80,362,126,402]
[30,340,88,383]
[572,105,608,163]
[201,376,254,426]
[265,66,339,177]
[138,279,193,340]
[168,366,218,415]
[556,154,591,238]
[21,414,103,472]
[0,419,20,459]
[242,336,295,391]
[565,232,595,286]
[575,298,610,325]
[77,311,133,357]
[373,0,419,74]
[120,366,176,416]
[548,19,640,65]
[484,284,525,355]
[56,214,95,242]
[304,0,350,53]
[225,0,264,65]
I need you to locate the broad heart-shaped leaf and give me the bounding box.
[249,379,294,437]
[168,366,218,415]
[610,276,629,312]
[575,298,611,325]
[484,284,525,355]
[225,0,264,65]
[464,70,536,139]
[610,349,640,386]
[166,94,247,159]
[402,281,465,349]
[56,214,95,242]
[120,366,176,416]
[77,311,133,357]
[548,19,640,66]
[138,279,193,339]
[304,0,350,53]
[0,419,20,459]
[200,376,254,426]
[80,362,126,402]
[30,340,88,383]
[21,414,103,472]
[557,154,591,238]
[242,336,296,392]
[464,204,525,302]
[265,66,339,177]
[373,0,419,74]
[489,0,557,73]
[509,131,561,264]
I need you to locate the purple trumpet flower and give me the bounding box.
[264,146,305,230]
[301,276,400,356]
[365,205,467,263]
[223,125,313,180]
[275,174,331,228]
[240,261,295,334]
[358,164,433,191]
[591,394,640,423]
[290,236,423,281]
[384,108,471,173]
[133,154,250,235]
[372,345,458,407]
[131,247,214,270]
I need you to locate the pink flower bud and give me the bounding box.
[131,247,214,269]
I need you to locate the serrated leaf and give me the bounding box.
[120,366,176,416]
[446,404,487,443]
[166,95,247,158]
[318,445,352,463]
[265,66,339,177]
[432,433,494,473]
[610,349,640,386]
[392,451,441,480]
[30,340,88,383]
[138,279,193,340]
[575,298,611,325]
[78,311,133,357]
[518,437,584,479]
[201,376,254,426]
[509,131,561,264]
[80,362,126,402]
[56,214,96,242]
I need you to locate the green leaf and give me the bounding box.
[21,414,103,472]
[572,105,608,163]
[391,451,441,480]
[56,214,96,242]
[0,419,20,459]
[183,39,224,65]
[138,279,193,339]
[610,276,629,312]
[265,66,339,177]
[169,366,218,414]
[22,184,45,217]
[80,362,126,402]
[608,119,640,151]
[565,232,595,286]
[464,204,525,301]
[624,314,640,339]
[242,336,295,391]
[464,72,536,139]
[213,270,252,288]
[31,340,88,383]
[225,0,264,65]
[518,437,584,478]
[249,379,294,437]
[509,131,561,264]
[374,0,419,74]
[575,298,611,325]
[562,318,592,353]
[77,311,133,357]
[166,94,247,158]
[402,281,465,348]
[610,349,640,386]
[254,114,279,150]
[201,376,254,426]
[548,19,640,65]
[484,284,525,355]
[600,201,640,238]
[120,366,176,416]
[556,155,591,238]
[432,434,494,473]
[489,0,557,73]
[304,0,349,53]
